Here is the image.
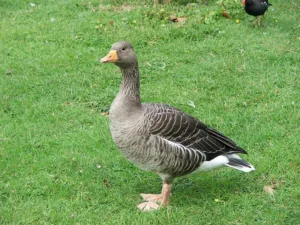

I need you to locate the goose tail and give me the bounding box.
[225,154,255,172]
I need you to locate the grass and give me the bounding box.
[0,0,299,224]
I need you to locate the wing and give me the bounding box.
[144,103,247,161]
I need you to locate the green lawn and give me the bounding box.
[1,0,299,224]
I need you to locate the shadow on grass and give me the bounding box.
[131,169,256,207]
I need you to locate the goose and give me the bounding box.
[100,41,255,211]
[242,0,272,26]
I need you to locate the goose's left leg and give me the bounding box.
[137,182,172,211]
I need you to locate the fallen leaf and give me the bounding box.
[95,163,101,169]
[168,15,177,22]
[177,17,187,23]
[109,20,114,25]
[103,179,109,188]
[263,186,275,195]
[270,179,278,189]
[168,15,187,25]
[6,70,13,75]
[188,100,195,108]
[100,112,109,117]
[222,11,231,18]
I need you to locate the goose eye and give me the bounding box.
[121,47,126,51]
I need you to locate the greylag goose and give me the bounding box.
[100,41,255,211]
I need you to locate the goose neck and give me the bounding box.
[119,63,141,105]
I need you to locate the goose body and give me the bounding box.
[101,41,255,211]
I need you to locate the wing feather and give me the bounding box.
[145,103,247,161]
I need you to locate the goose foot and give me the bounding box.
[137,182,172,211]
[140,193,163,203]
[137,201,160,211]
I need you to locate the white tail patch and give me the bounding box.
[225,163,255,173]
[225,154,255,173]
[194,155,229,173]
[193,154,255,174]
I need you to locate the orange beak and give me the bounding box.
[242,0,246,5]
[100,50,118,63]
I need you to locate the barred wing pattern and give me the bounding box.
[144,103,247,176]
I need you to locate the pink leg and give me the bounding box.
[137,182,172,211]
[161,183,172,206]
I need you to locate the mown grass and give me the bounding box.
[0,0,299,224]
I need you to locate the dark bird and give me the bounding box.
[242,0,272,25]
[100,41,255,211]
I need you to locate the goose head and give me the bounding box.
[100,41,137,69]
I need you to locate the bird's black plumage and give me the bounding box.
[243,0,272,17]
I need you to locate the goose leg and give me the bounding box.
[137,182,172,211]
[161,182,172,206]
